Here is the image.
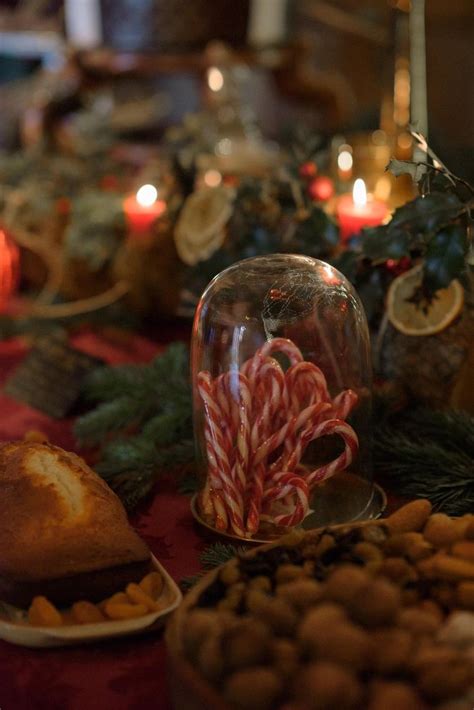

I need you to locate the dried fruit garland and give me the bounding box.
[197,338,359,537]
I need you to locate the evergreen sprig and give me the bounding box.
[180,542,244,590]
[74,342,193,507]
[374,408,474,515]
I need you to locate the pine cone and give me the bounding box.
[378,286,474,412]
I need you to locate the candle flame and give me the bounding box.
[353,178,367,207]
[136,184,158,207]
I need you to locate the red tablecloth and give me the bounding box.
[0,329,207,710]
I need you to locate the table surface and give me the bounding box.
[0,327,396,710]
[0,328,209,710]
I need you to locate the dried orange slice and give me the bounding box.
[386,265,464,336]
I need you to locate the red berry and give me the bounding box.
[308,176,334,202]
[55,197,71,215]
[100,174,119,191]
[386,256,412,275]
[299,161,318,179]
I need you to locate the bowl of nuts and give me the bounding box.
[166,500,474,710]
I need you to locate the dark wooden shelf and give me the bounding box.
[75,44,298,78]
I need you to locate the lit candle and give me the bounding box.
[336,179,388,244]
[0,228,20,312]
[123,184,166,235]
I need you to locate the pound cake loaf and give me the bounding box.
[0,442,151,607]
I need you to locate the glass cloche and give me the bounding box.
[191,254,381,540]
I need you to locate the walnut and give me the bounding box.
[347,578,401,628]
[223,667,282,710]
[295,662,363,710]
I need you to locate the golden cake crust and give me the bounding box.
[0,442,150,583]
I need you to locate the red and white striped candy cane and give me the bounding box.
[331,388,358,420]
[241,337,303,384]
[227,371,252,499]
[257,337,304,366]
[261,471,310,528]
[249,358,286,449]
[246,363,294,534]
[196,462,228,530]
[285,361,331,413]
[279,361,332,466]
[240,350,265,384]
[276,401,334,473]
[197,371,245,536]
[212,373,235,457]
[255,401,333,467]
[210,490,229,531]
[299,418,359,490]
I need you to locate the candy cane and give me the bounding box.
[228,372,252,499]
[331,388,358,420]
[275,401,334,473]
[197,337,360,537]
[240,350,265,383]
[249,358,286,447]
[212,373,235,457]
[244,361,284,533]
[299,418,359,489]
[258,337,304,366]
[285,361,331,412]
[254,402,333,466]
[261,471,310,528]
[197,371,245,535]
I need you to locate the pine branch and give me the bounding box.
[153,439,195,468]
[374,409,474,516]
[74,342,193,508]
[180,542,244,590]
[95,438,157,477]
[394,408,474,458]
[141,412,190,446]
[200,543,245,568]
[74,397,150,447]
[82,364,149,402]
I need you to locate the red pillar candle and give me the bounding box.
[123,184,166,235]
[0,228,20,312]
[337,179,388,243]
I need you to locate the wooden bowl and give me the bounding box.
[165,509,474,710]
[165,521,381,710]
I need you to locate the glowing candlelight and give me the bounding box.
[336,178,388,244]
[0,228,20,312]
[353,178,367,206]
[123,184,166,235]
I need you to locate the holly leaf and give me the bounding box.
[293,207,339,255]
[361,226,410,261]
[423,224,468,292]
[355,269,386,324]
[386,159,427,183]
[390,193,463,234]
[331,250,359,283]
